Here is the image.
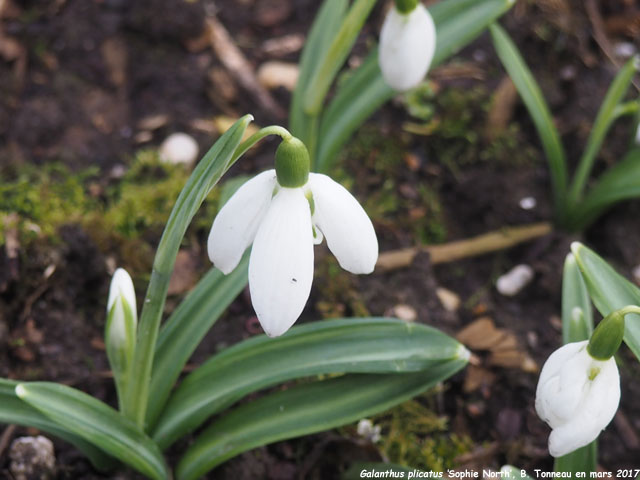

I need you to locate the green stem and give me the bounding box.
[618,305,640,317]
[123,116,277,429]
[303,0,377,116]
[230,126,292,165]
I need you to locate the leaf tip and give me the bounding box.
[570,241,584,256]
[457,344,471,362]
[15,384,27,398]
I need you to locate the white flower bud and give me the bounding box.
[106,268,137,373]
[379,3,436,91]
[535,341,620,457]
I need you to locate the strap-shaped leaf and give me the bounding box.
[571,242,640,361]
[569,56,639,205]
[145,252,249,428]
[152,317,465,449]
[317,0,515,172]
[175,359,467,480]
[570,148,640,230]
[0,379,114,471]
[490,23,568,220]
[289,0,348,149]
[125,114,253,427]
[562,253,593,344]
[16,382,168,480]
[558,255,597,472]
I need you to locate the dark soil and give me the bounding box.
[2,0,640,478]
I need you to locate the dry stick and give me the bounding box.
[0,424,16,460]
[376,222,553,271]
[206,15,287,119]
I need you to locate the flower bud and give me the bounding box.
[535,341,620,457]
[274,137,310,188]
[106,269,137,376]
[379,2,436,91]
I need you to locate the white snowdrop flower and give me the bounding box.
[379,0,436,91]
[208,137,378,337]
[535,340,620,457]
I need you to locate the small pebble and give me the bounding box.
[357,419,381,443]
[387,304,417,322]
[436,287,461,312]
[496,264,534,296]
[9,436,56,480]
[632,264,640,285]
[519,196,536,210]
[614,42,636,59]
[159,133,199,166]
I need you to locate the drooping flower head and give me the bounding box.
[535,310,626,457]
[379,0,436,91]
[208,136,378,337]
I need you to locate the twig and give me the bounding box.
[206,15,286,119]
[376,222,553,271]
[586,0,640,91]
[0,425,16,460]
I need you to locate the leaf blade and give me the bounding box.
[16,382,168,480]
[571,242,640,361]
[176,360,467,480]
[152,317,465,449]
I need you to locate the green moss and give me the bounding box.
[402,85,537,171]
[0,150,222,263]
[372,396,473,472]
[336,126,448,245]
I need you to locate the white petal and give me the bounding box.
[308,173,378,274]
[208,170,277,274]
[379,4,436,91]
[107,268,137,318]
[535,341,587,425]
[249,187,314,337]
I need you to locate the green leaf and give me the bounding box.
[317,0,515,172]
[571,242,640,361]
[570,148,640,230]
[562,253,593,344]
[289,0,348,150]
[569,56,639,205]
[145,253,249,428]
[490,23,568,220]
[175,359,467,480]
[554,442,597,476]
[0,379,114,471]
[302,0,377,116]
[153,317,466,449]
[125,114,253,427]
[16,382,168,480]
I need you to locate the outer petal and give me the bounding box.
[208,170,277,274]
[535,341,587,425]
[379,4,436,91]
[107,268,137,318]
[249,187,314,337]
[548,359,620,457]
[308,173,378,274]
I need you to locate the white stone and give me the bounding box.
[496,264,534,296]
[159,132,199,166]
[436,287,461,312]
[357,419,381,443]
[9,436,56,480]
[633,264,640,284]
[519,196,537,210]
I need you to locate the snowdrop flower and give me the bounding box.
[535,340,620,457]
[208,136,378,337]
[106,268,137,371]
[379,0,436,91]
